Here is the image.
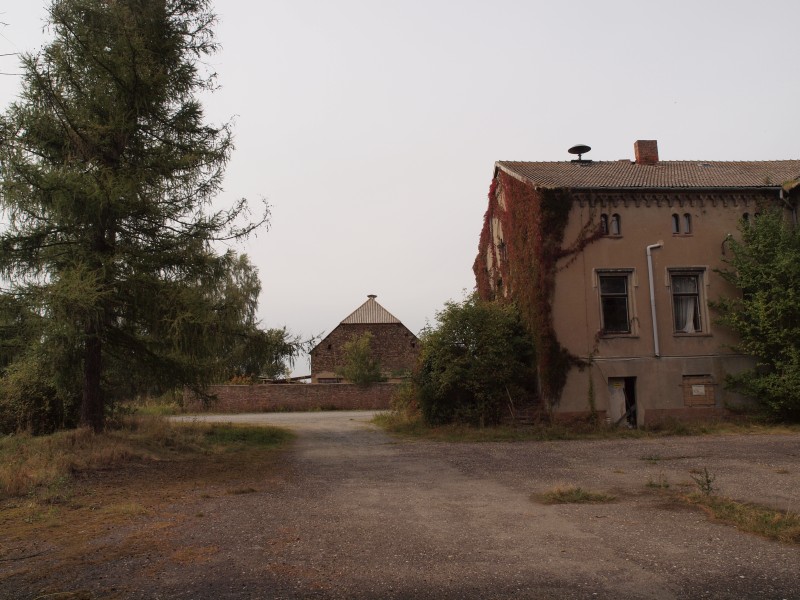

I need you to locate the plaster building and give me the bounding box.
[310,295,419,384]
[475,140,800,426]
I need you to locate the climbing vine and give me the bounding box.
[473,171,603,410]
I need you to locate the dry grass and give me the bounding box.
[685,493,800,545]
[0,416,293,500]
[534,485,616,505]
[374,411,800,442]
[0,416,294,595]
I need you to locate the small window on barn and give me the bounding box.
[683,213,692,234]
[610,214,621,236]
[742,212,750,226]
[671,213,680,234]
[600,214,609,235]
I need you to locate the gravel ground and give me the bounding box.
[3,411,799,599]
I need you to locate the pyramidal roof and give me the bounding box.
[341,295,401,324]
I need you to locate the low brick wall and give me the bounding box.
[183,383,396,413]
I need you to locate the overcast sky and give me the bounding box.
[2,0,799,374]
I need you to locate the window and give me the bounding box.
[600,214,609,235]
[610,213,621,235]
[671,271,704,333]
[672,213,692,234]
[599,274,631,333]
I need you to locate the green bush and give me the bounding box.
[714,208,800,421]
[416,294,536,426]
[337,331,384,386]
[0,352,81,435]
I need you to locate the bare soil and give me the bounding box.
[2,411,799,599]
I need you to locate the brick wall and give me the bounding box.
[183,382,397,413]
[311,323,419,380]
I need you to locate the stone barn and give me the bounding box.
[310,295,419,383]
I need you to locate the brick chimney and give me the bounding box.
[634,140,659,165]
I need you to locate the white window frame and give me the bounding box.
[667,268,709,335]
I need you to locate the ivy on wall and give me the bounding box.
[473,170,602,409]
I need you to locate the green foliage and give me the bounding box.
[713,208,800,421]
[690,466,717,496]
[337,332,383,386]
[0,0,273,432]
[416,294,536,426]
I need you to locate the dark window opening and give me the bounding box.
[600,214,609,235]
[683,213,692,234]
[672,213,680,234]
[599,274,630,333]
[623,377,637,427]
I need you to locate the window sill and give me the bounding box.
[599,333,639,339]
[672,332,712,338]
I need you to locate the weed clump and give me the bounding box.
[535,485,616,505]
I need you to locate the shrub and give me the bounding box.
[713,208,800,421]
[337,331,383,386]
[416,294,536,426]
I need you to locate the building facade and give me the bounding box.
[475,140,800,425]
[310,295,419,383]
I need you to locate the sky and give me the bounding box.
[1,0,799,374]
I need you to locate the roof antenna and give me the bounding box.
[568,144,592,164]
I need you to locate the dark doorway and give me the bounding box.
[623,377,637,427]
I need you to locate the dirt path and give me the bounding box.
[2,412,799,599]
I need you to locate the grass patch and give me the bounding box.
[124,392,186,416]
[685,493,800,545]
[535,485,616,505]
[0,417,293,500]
[227,486,257,495]
[641,454,662,463]
[646,474,670,489]
[203,424,291,447]
[373,411,800,443]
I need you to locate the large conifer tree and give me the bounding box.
[0,0,265,431]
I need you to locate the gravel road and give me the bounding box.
[157,411,800,599]
[5,412,799,599]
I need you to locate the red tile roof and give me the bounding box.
[497,160,800,190]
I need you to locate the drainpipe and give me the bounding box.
[646,242,663,357]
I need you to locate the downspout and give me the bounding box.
[646,242,663,357]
